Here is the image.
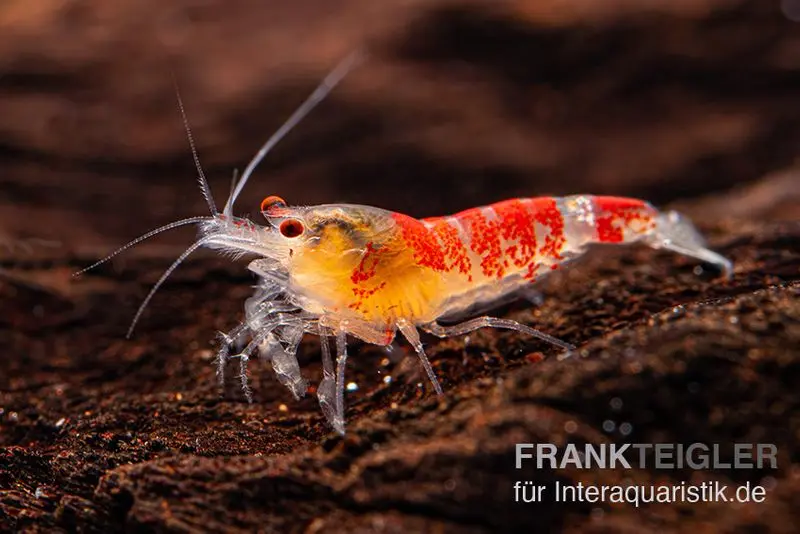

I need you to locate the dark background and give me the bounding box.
[1,0,798,532]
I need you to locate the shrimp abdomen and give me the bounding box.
[421,195,729,319]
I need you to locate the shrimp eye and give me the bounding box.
[260,195,286,213]
[279,219,304,238]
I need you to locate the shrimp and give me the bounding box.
[77,53,733,435]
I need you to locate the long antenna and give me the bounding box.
[173,74,218,215]
[223,50,363,216]
[229,168,239,199]
[72,216,211,277]
[126,236,212,338]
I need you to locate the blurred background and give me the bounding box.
[1,1,799,531]
[1,0,798,258]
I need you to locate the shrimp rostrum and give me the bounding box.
[78,55,732,435]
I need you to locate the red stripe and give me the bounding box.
[392,213,447,272]
[593,196,655,243]
[456,207,504,279]
[527,197,565,260]
[491,199,540,280]
[427,218,473,281]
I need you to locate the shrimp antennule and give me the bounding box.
[173,74,218,216]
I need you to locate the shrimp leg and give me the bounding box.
[229,329,273,404]
[333,330,349,435]
[263,323,308,400]
[396,319,443,395]
[234,352,254,403]
[216,323,249,392]
[422,317,576,352]
[220,312,303,403]
[316,334,338,430]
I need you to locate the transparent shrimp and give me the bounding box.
[76,52,732,436]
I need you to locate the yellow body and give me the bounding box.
[289,212,447,327]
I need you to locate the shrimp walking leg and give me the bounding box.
[423,316,576,352]
[216,323,248,391]
[220,348,255,403]
[234,353,253,403]
[229,331,275,404]
[317,334,337,429]
[396,319,443,395]
[333,330,349,435]
[216,337,232,390]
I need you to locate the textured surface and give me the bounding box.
[1,0,799,532]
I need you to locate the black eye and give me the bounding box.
[279,219,304,238]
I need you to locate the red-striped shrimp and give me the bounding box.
[77,53,732,435]
[242,194,730,433]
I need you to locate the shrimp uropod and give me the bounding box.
[77,54,732,435]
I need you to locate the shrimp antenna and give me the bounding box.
[173,74,218,215]
[229,168,239,199]
[223,50,363,216]
[72,216,212,277]
[126,236,212,338]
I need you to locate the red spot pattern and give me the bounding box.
[528,198,566,260]
[351,242,382,284]
[593,197,655,244]
[439,197,568,281]
[348,282,387,311]
[457,207,504,279]
[392,213,447,272]
[422,217,473,281]
[384,195,655,290]
[350,242,391,311]
[595,216,624,243]
[492,199,540,280]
